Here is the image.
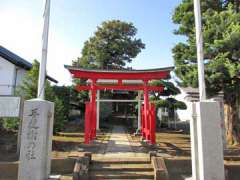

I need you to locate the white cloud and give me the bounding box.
[47,33,79,85]
[0,7,42,61]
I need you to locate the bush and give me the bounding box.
[1,117,19,131]
[52,97,67,133]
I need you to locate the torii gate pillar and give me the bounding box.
[143,80,149,140]
[90,79,97,137]
[96,90,100,130]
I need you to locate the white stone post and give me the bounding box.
[189,102,199,180]
[196,101,225,180]
[18,99,54,180]
[17,98,24,155]
[137,91,141,130]
[96,90,100,130]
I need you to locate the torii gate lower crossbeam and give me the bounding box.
[65,66,173,145]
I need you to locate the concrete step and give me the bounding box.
[90,163,153,171]
[91,158,150,164]
[59,174,72,180]
[88,170,154,179]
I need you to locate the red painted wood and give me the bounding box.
[75,85,164,92]
[140,103,156,144]
[90,80,97,140]
[70,68,167,145]
[150,103,156,144]
[69,69,170,80]
[143,80,149,141]
[84,102,90,144]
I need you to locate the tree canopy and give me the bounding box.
[73,20,145,70]
[17,60,67,132]
[172,0,240,144]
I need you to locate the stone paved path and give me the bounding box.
[93,125,148,159]
[105,125,132,153]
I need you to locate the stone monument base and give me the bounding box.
[18,99,54,180]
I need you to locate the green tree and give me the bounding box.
[148,80,186,128]
[71,20,145,114]
[17,60,67,132]
[149,80,187,110]
[52,85,71,119]
[73,20,145,70]
[172,0,240,144]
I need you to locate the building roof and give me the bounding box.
[0,46,58,83]
[0,45,32,70]
[180,86,224,102]
[181,87,199,94]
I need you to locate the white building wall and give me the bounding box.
[0,57,16,95]
[175,90,193,121]
[176,101,193,121]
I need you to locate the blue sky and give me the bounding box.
[0,0,184,85]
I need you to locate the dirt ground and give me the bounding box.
[1,124,240,162]
[0,128,18,161]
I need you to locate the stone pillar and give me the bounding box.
[18,99,54,180]
[189,102,199,180]
[96,90,100,130]
[17,98,24,155]
[137,91,141,130]
[196,101,225,180]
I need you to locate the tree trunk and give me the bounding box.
[224,94,240,145]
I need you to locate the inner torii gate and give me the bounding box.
[65,65,173,144]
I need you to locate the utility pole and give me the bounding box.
[190,1,225,180]
[194,0,206,101]
[37,0,51,99]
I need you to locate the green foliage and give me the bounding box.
[73,20,145,70]
[16,60,39,99]
[1,118,19,131]
[172,0,240,144]
[172,2,240,98]
[149,80,186,110]
[155,99,171,108]
[71,20,145,114]
[174,100,187,110]
[52,85,71,118]
[14,60,68,132]
[150,80,181,97]
[51,97,67,132]
[153,98,187,110]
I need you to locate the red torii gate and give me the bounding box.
[65,65,173,144]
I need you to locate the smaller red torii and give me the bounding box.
[65,65,173,144]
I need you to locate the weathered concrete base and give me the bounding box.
[18,99,54,180]
[151,157,169,180]
[195,101,225,180]
[73,153,91,180]
[0,158,76,180]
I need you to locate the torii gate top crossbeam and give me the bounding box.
[65,65,173,80]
